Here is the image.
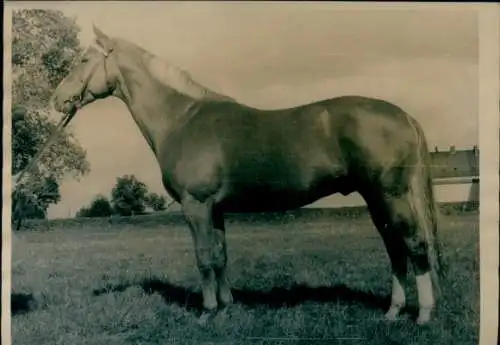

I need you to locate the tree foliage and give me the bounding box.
[12,105,88,180]
[111,175,149,216]
[19,203,47,220]
[11,9,90,219]
[75,179,169,219]
[76,195,113,218]
[145,192,168,212]
[12,9,83,108]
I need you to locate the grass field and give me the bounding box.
[11,211,479,345]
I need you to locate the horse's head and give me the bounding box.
[52,26,122,116]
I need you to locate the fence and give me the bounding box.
[433,176,479,185]
[306,176,479,209]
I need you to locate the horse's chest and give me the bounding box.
[160,142,224,200]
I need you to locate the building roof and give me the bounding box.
[430,146,479,178]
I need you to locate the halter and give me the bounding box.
[92,42,110,57]
[91,41,132,102]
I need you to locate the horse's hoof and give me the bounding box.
[416,317,430,325]
[217,305,230,319]
[416,315,431,325]
[210,306,230,326]
[197,310,217,326]
[416,308,433,325]
[384,311,399,322]
[384,306,403,322]
[218,291,234,307]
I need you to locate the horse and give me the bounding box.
[52,26,445,325]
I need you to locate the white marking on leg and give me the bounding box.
[385,275,406,321]
[416,272,434,324]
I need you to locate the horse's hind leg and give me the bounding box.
[384,192,436,324]
[364,193,409,321]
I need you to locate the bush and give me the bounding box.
[75,207,89,218]
[111,175,149,216]
[76,195,113,218]
[145,192,168,212]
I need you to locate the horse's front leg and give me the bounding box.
[212,207,233,307]
[182,195,218,313]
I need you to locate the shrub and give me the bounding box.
[145,192,168,212]
[76,195,113,218]
[111,175,149,216]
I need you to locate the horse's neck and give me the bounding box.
[115,63,200,156]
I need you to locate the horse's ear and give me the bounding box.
[93,24,113,51]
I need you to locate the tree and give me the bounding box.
[12,105,89,181]
[76,195,113,218]
[145,192,168,212]
[12,9,83,108]
[11,9,90,225]
[111,175,149,216]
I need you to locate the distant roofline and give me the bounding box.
[432,145,478,150]
[432,145,479,153]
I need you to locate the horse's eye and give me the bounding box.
[81,58,89,64]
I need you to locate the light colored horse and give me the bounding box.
[52,26,444,325]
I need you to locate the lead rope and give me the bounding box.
[13,110,73,191]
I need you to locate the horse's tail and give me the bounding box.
[422,155,446,295]
[423,154,446,282]
[409,118,446,299]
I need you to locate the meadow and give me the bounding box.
[11,207,479,345]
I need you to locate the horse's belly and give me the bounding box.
[220,190,300,212]
[219,174,353,213]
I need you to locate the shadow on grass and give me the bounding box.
[11,293,36,316]
[93,277,391,313]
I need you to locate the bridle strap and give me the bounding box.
[92,42,132,102]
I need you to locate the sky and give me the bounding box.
[7,2,480,219]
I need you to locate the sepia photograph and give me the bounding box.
[2,2,498,345]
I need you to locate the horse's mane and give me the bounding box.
[117,39,235,102]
